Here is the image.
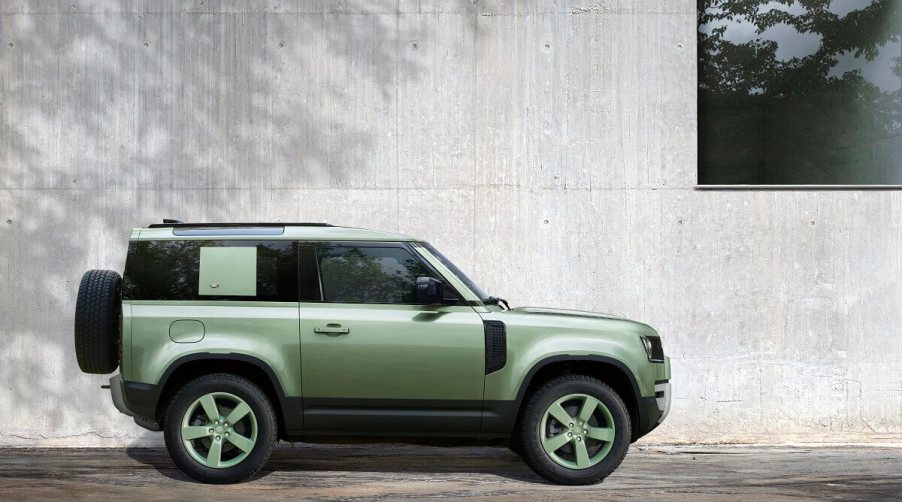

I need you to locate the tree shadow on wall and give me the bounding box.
[0,0,491,444]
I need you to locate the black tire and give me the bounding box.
[164,373,277,484]
[73,269,122,374]
[518,375,631,485]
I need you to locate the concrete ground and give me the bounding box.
[0,444,900,500]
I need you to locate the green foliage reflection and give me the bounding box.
[698,0,901,184]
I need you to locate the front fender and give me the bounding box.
[510,335,651,401]
[481,311,659,403]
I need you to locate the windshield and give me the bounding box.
[421,242,489,301]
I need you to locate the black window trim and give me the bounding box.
[297,243,323,303]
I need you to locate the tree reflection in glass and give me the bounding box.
[698,0,901,184]
[318,246,432,304]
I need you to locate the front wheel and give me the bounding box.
[517,375,631,485]
[163,374,277,483]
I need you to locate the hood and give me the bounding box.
[510,306,627,321]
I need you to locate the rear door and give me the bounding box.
[299,242,486,433]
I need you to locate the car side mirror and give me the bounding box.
[416,277,444,305]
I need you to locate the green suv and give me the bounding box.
[74,222,670,484]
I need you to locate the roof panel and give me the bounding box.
[133,224,415,242]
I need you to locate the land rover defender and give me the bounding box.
[74,221,671,484]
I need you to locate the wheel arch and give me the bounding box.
[513,355,642,442]
[152,353,299,438]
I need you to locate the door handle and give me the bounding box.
[314,325,350,335]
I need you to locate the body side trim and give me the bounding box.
[302,397,483,433]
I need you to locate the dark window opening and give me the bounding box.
[317,245,441,304]
[123,240,299,302]
[698,0,902,185]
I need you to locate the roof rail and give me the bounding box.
[148,221,334,229]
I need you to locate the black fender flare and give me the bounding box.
[155,352,289,400]
[504,354,652,440]
[123,352,302,433]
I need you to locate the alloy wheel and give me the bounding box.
[539,393,616,469]
[180,391,258,468]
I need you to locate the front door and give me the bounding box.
[299,243,486,433]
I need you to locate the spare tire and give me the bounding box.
[74,269,122,374]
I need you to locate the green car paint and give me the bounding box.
[299,303,486,400]
[126,301,303,396]
[481,307,668,403]
[112,223,671,447]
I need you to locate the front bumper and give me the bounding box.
[633,379,671,440]
[655,381,671,424]
[633,356,671,441]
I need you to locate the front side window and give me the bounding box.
[317,245,437,304]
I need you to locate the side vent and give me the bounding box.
[484,320,507,374]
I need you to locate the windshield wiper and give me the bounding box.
[483,296,511,310]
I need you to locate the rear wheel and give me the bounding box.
[517,375,631,485]
[164,374,277,483]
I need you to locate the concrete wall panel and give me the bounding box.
[1,0,900,445]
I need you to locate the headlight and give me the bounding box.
[640,335,665,363]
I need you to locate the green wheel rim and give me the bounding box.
[539,393,615,470]
[181,392,258,469]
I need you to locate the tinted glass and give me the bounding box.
[699,0,902,185]
[123,240,298,301]
[317,245,435,304]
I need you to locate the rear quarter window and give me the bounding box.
[123,240,299,301]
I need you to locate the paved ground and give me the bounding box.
[0,444,900,500]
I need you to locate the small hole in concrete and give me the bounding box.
[410,40,418,50]
[278,41,285,48]
[5,219,11,225]
[810,220,816,226]
[543,219,549,224]
[544,43,551,49]
[677,218,684,225]
[676,42,684,50]
[143,41,149,47]
[7,42,12,48]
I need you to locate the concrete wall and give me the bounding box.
[1,0,899,446]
